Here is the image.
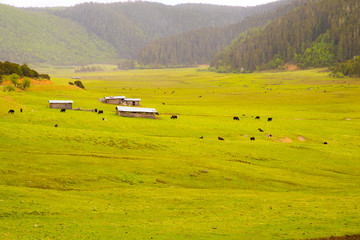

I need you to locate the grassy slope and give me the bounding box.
[0,67,359,239]
[0,4,117,65]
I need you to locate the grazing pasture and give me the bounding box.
[0,67,359,239]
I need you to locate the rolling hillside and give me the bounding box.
[0,4,118,65]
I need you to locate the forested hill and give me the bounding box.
[138,0,305,66]
[47,2,282,60]
[211,0,360,72]
[0,4,117,65]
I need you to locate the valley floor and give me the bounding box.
[0,67,359,239]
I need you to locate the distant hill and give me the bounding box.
[47,1,282,60]
[138,0,304,66]
[211,0,360,72]
[0,4,117,65]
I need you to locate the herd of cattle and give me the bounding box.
[7,108,328,144]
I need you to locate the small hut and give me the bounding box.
[116,106,158,119]
[122,98,141,106]
[101,96,126,104]
[48,100,73,109]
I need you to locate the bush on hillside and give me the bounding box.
[9,73,20,88]
[21,78,31,90]
[74,80,85,89]
[4,85,15,92]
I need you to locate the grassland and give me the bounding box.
[0,66,359,239]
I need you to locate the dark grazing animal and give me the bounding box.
[268,117,273,121]
[324,142,328,145]
[55,124,58,127]
[98,110,103,114]
[162,102,166,105]
[8,109,14,113]
[94,108,97,113]
[250,137,255,141]
[20,108,23,113]
[258,128,264,132]
[171,115,177,119]
[218,137,224,141]
[60,109,66,112]
[233,116,239,120]
[255,116,260,119]
[199,136,203,139]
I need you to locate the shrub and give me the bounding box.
[21,78,31,89]
[4,85,15,92]
[74,80,85,89]
[9,73,20,87]
[40,74,51,80]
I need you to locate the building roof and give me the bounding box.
[48,100,73,104]
[124,98,141,101]
[116,106,157,113]
[105,96,126,100]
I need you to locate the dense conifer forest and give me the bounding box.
[211,0,360,72]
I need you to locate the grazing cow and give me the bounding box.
[98,110,103,114]
[102,118,107,121]
[171,115,177,119]
[20,108,23,113]
[250,137,255,141]
[199,96,202,98]
[162,103,166,105]
[199,136,203,139]
[324,142,328,145]
[218,137,224,141]
[55,124,58,127]
[233,116,239,120]
[258,128,264,132]
[255,116,260,119]
[267,134,273,137]
[60,109,66,112]
[94,108,97,113]
[268,117,272,121]
[8,109,14,113]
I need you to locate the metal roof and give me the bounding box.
[116,106,157,113]
[105,96,126,100]
[48,100,73,104]
[124,98,141,101]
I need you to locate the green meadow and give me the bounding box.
[0,67,359,239]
